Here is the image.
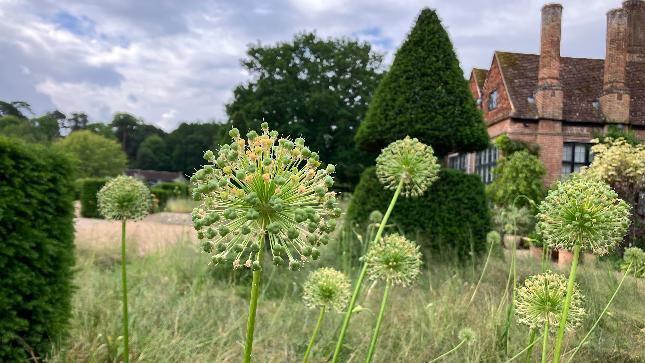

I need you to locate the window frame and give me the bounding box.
[475,146,498,184]
[448,153,468,172]
[561,142,593,176]
[488,89,499,111]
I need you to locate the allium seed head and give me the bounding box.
[458,328,476,344]
[365,234,422,286]
[375,136,440,197]
[303,268,351,312]
[536,174,630,255]
[369,210,384,224]
[486,230,501,246]
[97,175,151,221]
[191,125,340,270]
[515,271,585,332]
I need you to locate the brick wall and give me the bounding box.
[482,57,513,125]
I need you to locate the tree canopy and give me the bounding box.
[226,32,384,188]
[55,130,127,178]
[354,8,489,157]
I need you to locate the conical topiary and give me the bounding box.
[354,8,488,157]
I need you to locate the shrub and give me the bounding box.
[0,136,76,361]
[492,205,534,236]
[78,177,109,218]
[621,247,645,278]
[150,181,190,211]
[354,8,488,157]
[55,130,127,178]
[487,150,546,208]
[346,167,490,258]
[494,134,539,157]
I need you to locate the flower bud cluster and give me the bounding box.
[536,174,630,255]
[375,136,439,197]
[303,267,351,312]
[98,175,151,221]
[365,234,422,287]
[191,123,341,270]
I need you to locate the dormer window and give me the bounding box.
[488,89,499,110]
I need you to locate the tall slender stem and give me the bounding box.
[524,329,537,363]
[302,306,326,363]
[365,281,391,363]
[120,219,130,363]
[429,339,466,363]
[332,179,404,363]
[541,319,549,363]
[469,236,495,304]
[552,245,580,363]
[500,241,517,356]
[243,233,266,363]
[504,332,544,363]
[565,262,632,363]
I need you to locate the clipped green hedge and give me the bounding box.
[78,177,109,218]
[346,167,491,258]
[0,136,76,361]
[151,181,190,211]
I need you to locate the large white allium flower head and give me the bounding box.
[98,175,151,221]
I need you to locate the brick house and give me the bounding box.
[451,1,645,185]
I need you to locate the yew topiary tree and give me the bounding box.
[354,8,488,157]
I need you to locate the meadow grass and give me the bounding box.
[49,238,644,362]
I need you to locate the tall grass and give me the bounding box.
[49,238,644,362]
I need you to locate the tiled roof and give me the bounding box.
[473,68,488,89]
[495,51,644,125]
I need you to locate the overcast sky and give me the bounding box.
[0,0,618,131]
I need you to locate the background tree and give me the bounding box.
[32,110,65,142]
[65,112,89,131]
[0,100,32,118]
[110,112,165,163]
[166,122,224,175]
[55,130,127,178]
[136,134,170,170]
[226,32,384,188]
[354,8,489,157]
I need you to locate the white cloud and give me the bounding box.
[0,0,620,131]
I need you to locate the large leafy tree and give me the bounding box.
[166,122,224,176]
[226,32,384,188]
[354,8,489,157]
[110,112,165,162]
[136,134,171,171]
[55,130,127,178]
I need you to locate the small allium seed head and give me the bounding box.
[192,124,340,270]
[536,174,631,255]
[458,328,476,345]
[97,175,151,221]
[515,271,585,332]
[369,210,384,224]
[303,268,351,312]
[486,231,501,246]
[375,136,440,197]
[365,234,422,286]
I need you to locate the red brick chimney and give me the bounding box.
[600,8,631,123]
[535,3,564,120]
[623,0,645,62]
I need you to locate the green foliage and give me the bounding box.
[0,136,75,361]
[55,130,127,178]
[150,181,190,211]
[346,167,490,258]
[487,150,546,208]
[593,125,640,146]
[492,205,534,236]
[621,247,645,278]
[79,178,109,218]
[166,122,224,175]
[354,8,489,157]
[0,100,32,118]
[226,32,384,188]
[110,112,166,162]
[136,134,170,170]
[494,134,539,156]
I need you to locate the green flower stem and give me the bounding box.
[565,262,632,363]
[243,233,266,363]
[365,281,391,363]
[524,329,537,363]
[332,178,404,363]
[469,235,495,304]
[120,219,130,363]
[541,319,549,363]
[504,332,544,363]
[552,244,580,363]
[429,339,466,363]
[499,241,517,355]
[302,306,326,363]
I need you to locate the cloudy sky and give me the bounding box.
[0,0,617,131]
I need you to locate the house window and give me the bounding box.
[475,146,498,184]
[562,142,593,176]
[448,153,467,171]
[488,89,499,110]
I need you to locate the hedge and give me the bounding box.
[150,181,190,211]
[346,167,491,258]
[78,177,109,218]
[0,136,76,361]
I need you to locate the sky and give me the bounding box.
[0,0,618,131]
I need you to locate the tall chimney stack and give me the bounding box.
[535,3,564,119]
[623,0,645,62]
[600,8,631,123]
